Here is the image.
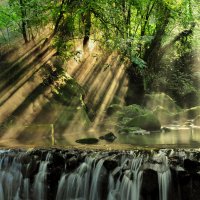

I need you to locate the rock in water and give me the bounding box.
[184,159,200,172]
[76,138,99,144]
[99,132,117,142]
[161,127,171,132]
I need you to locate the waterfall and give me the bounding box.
[107,157,143,200]
[56,156,107,200]
[156,151,171,200]
[158,169,171,200]
[56,157,95,200]
[55,153,144,200]
[89,159,106,200]
[33,152,51,200]
[0,148,198,200]
[0,151,23,200]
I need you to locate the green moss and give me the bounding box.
[107,104,122,115]
[115,104,161,132]
[48,72,91,131]
[125,113,161,131]
[118,104,149,118]
[53,77,85,107]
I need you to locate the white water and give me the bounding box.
[157,151,172,200]
[0,153,23,200]
[56,154,143,200]
[0,149,196,200]
[107,157,143,200]
[56,156,107,200]
[33,152,51,200]
[158,169,171,200]
[56,157,95,200]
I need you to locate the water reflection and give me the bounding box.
[117,126,200,146]
[1,124,200,148]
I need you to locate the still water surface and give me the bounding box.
[1,125,200,148]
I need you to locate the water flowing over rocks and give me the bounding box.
[0,148,199,199]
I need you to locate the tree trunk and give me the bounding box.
[144,8,170,70]
[83,11,91,46]
[19,0,28,43]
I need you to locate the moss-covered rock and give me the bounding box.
[106,104,122,116]
[76,138,99,144]
[118,126,150,135]
[118,104,148,118]
[53,78,85,107]
[125,113,161,131]
[116,104,161,132]
[143,93,180,113]
[153,106,174,125]
[99,132,117,142]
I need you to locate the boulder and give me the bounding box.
[161,127,171,132]
[106,104,122,116]
[118,126,141,135]
[125,113,161,131]
[76,138,99,144]
[66,156,79,170]
[118,104,148,118]
[103,159,118,171]
[118,127,150,135]
[183,159,200,172]
[143,93,180,113]
[153,106,174,124]
[99,132,117,142]
[116,104,161,132]
[141,169,159,200]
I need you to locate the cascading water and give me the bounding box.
[158,169,171,200]
[153,151,171,200]
[33,152,51,200]
[0,148,199,200]
[56,157,95,200]
[107,156,143,200]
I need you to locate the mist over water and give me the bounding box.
[0,39,200,148]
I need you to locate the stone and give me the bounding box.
[104,159,118,171]
[125,113,161,131]
[184,159,200,172]
[116,104,161,132]
[119,104,147,118]
[143,93,180,113]
[49,152,65,168]
[161,127,171,132]
[106,104,122,115]
[76,138,99,144]
[118,126,140,135]
[66,156,79,170]
[99,132,117,142]
[153,106,174,124]
[141,169,159,200]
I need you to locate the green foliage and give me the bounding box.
[117,104,161,131]
[1,0,200,107]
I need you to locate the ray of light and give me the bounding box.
[1,86,51,140]
[92,62,126,129]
